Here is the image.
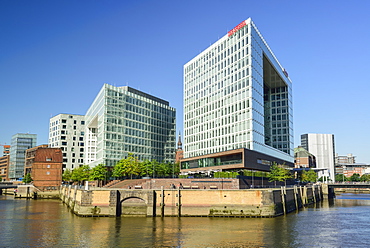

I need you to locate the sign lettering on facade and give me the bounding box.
[228,21,246,37]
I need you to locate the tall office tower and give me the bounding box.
[8,133,37,180]
[301,133,335,181]
[48,114,85,170]
[182,18,293,173]
[85,84,176,167]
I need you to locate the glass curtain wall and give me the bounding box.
[85,84,176,168]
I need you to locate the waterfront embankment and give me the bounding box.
[60,183,323,217]
[1,185,59,199]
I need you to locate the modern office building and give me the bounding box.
[8,133,37,180]
[301,133,335,181]
[85,84,176,167]
[182,18,293,173]
[49,114,85,170]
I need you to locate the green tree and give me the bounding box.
[169,162,180,178]
[150,160,160,178]
[89,164,108,187]
[360,174,370,182]
[71,165,91,185]
[157,162,170,177]
[139,159,153,177]
[62,169,72,183]
[113,153,140,179]
[335,174,347,182]
[350,173,361,182]
[22,173,33,184]
[301,169,317,183]
[267,163,292,187]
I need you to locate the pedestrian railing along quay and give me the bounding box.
[328,182,370,189]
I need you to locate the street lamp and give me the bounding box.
[251,170,254,188]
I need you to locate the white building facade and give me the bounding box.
[183,18,293,166]
[49,114,85,170]
[85,84,176,168]
[301,133,336,181]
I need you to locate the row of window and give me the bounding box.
[185,25,249,75]
[60,142,84,147]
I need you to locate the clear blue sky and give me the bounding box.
[1,0,369,163]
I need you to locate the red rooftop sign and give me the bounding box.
[228,20,246,37]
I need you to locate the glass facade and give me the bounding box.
[8,133,37,180]
[181,153,242,170]
[184,18,293,163]
[85,84,176,167]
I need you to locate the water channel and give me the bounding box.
[1,193,370,247]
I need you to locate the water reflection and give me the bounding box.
[1,194,370,247]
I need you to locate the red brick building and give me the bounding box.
[294,146,316,168]
[25,145,63,190]
[175,133,183,163]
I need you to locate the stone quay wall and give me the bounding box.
[60,184,322,217]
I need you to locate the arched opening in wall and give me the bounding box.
[121,197,147,217]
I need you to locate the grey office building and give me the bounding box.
[8,133,37,180]
[85,84,176,167]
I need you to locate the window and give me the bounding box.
[46,172,50,175]
[62,119,67,123]
[47,165,51,168]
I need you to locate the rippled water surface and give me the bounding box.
[1,193,370,247]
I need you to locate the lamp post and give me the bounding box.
[251,170,254,188]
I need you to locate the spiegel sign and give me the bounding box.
[228,21,246,37]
